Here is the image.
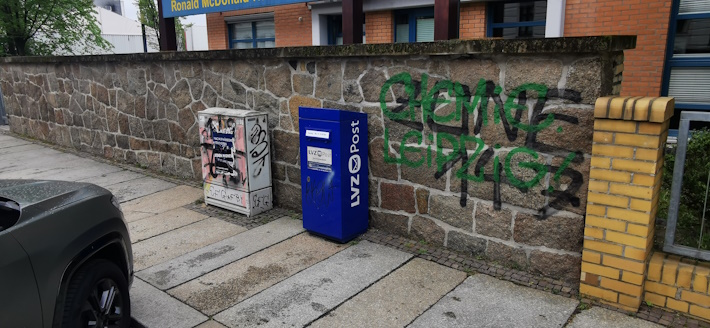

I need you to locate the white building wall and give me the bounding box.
[102,34,159,54]
[184,25,209,51]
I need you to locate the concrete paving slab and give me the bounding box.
[131,278,207,328]
[168,233,347,315]
[123,210,155,223]
[567,307,663,328]
[309,258,466,328]
[0,154,103,173]
[194,321,228,328]
[213,241,413,328]
[138,218,305,290]
[0,167,59,179]
[27,162,123,181]
[408,274,578,328]
[108,177,176,203]
[0,149,80,168]
[0,153,82,175]
[0,143,46,155]
[121,185,202,213]
[129,208,210,243]
[132,218,247,271]
[0,137,31,148]
[76,170,147,187]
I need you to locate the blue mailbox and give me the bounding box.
[299,107,368,243]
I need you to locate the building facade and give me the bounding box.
[205,0,710,129]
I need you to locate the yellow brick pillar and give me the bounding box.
[580,96,674,311]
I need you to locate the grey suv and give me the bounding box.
[0,180,133,328]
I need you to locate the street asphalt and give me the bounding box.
[0,127,662,328]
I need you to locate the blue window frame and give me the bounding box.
[487,1,547,39]
[394,7,435,43]
[662,0,710,132]
[228,20,275,49]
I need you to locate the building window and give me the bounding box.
[394,7,435,43]
[663,0,710,131]
[228,20,275,49]
[326,14,366,45]
[488,1,547,39]
[327,15,344,45]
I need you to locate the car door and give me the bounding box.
[0,230,43,328]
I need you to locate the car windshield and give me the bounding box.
[0,198,21,231]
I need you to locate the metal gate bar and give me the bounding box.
[664,111,710,260]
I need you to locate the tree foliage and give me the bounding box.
[0,0,110,56]
[136,0,187,51]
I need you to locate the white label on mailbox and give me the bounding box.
[307,146,332,172]
[305,130,330,139]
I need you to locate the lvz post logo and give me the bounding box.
[349,120,361,207]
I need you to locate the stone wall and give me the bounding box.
[0,37,635,282]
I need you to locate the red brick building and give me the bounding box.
[206,0,710,126]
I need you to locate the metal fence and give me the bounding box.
[664,111,710,260]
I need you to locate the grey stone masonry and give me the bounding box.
[0,36,636,283]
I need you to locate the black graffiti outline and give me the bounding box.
[249,116,269,178]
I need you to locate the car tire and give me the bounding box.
[61,259,131,328]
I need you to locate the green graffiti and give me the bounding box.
[400,130,424,167]
[455,79,488,125]
[504,83,555,132]
[424,78,456,124]
[505,147,547,189]
[554,152,578,182]
[380,72,417,121]
[436,132,459,172]
[455,135,486,182]
[377,72,586,217]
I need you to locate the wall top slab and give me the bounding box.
[0,36,636,64]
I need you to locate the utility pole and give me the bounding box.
[157,0,177,51]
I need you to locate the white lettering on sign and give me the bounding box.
[349,120,361,207]
[305,130,330,139]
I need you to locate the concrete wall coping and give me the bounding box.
[0,36,636,64]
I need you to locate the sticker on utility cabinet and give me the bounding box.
[307,146,333,172]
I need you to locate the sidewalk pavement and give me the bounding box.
[0,128,669,328]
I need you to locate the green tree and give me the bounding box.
[0,0,110,56]
[136,0,187,51]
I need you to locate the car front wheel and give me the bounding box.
[62,259,130,328]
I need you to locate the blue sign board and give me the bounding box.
[161,0,309,18]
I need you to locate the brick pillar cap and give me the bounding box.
[594,96,674,123]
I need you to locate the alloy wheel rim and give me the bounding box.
[81,278,124,328]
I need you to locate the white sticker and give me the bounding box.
[307,146,332,172]
[306,130,330,139]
